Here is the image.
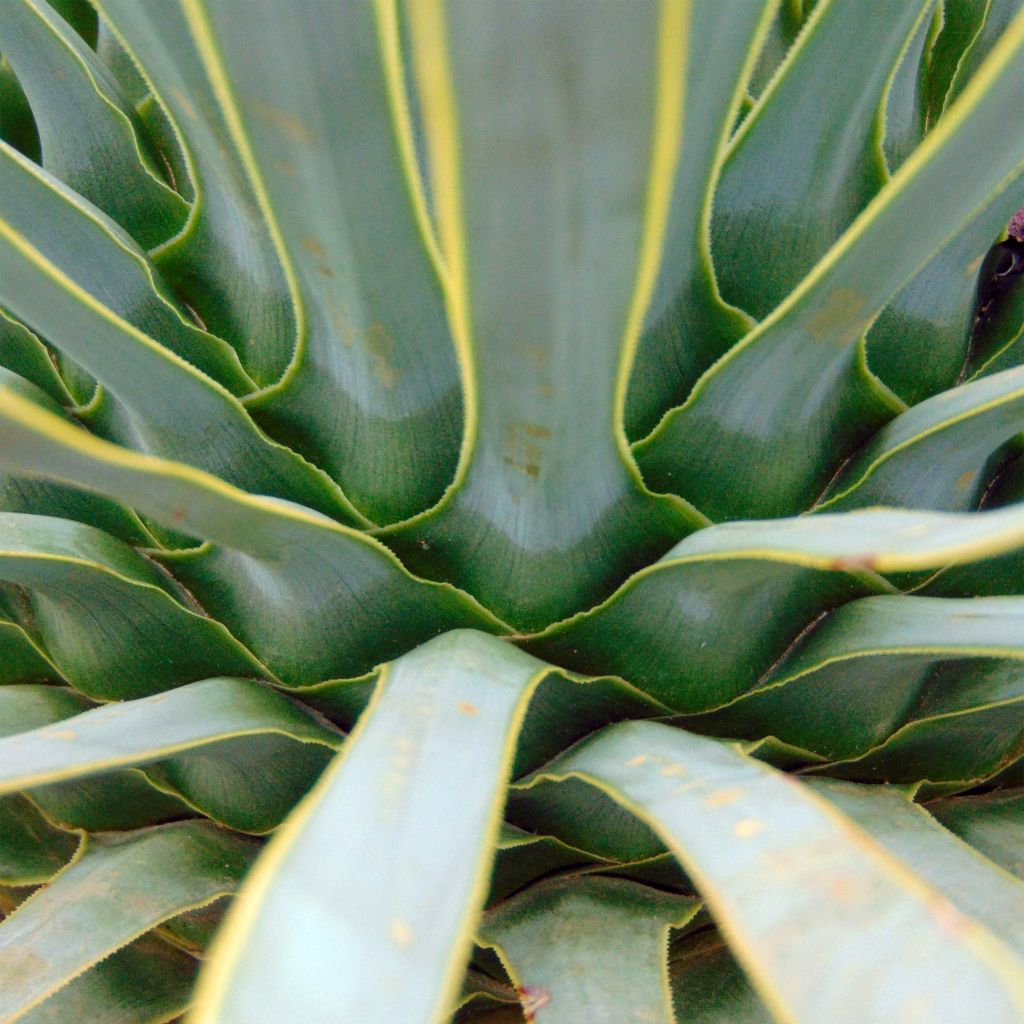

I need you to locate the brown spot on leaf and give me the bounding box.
[390,919,414,946]
[301,237,327,259]
[733,818,764,839]
[251,100,314,145]
[0,948,49,985]
[805,287,870,346]
[457,701,479,716]
[704,787,744,808]
[503,456,540,478]
[954,469,975,492]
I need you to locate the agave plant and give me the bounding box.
[1,0,1024,1020]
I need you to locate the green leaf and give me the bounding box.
[479,875,700,1024]
[189,631,547,1024]
[0,55,40,161]
[523,507,1024,713]
[681,594,1024,761]
[20,933,198,1024]
[669,929,771,1024]
[943,0,1024,110]
[712,0,929,318]
[881,1,939,173]
[624,0,767,438]
[809,656,1024,788]
[636,6,1024,518]
[816,365,1024,512]
[0,0,188,250]
[966,250,1024,379]
[809,780,1024,956]
[0,308,72,405]
[0,796,78,886]
[865,176,1021,405]
[0,384,504,684]
[0,821,257,1022]
[0,142,251,396]
[380,0,702,629]
[513,721,1024,1023]
[0,677,343,833]
[0,616,57,685]
[924,0,988,121]
[94,0,296,382]
[182,0,463,523]
[0,367,157,546]
[0,143,369,529]
[0,511,270,698]
[488,826,603,906]
[929,788,1024,878]
[0,683,193,832]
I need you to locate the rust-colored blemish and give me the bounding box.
[733,818,764,839]
[704,787,743,808]
[523,344,549,369]
[366,322,397,389]
[251,100,314,145]
[0,948,48,983]
[300,237,327,259]
[389,919,415,946]
[517,422,552,440]
[42,729,77,741]
[659,762,686,777]
[170,506,187,523]
[626,754,648,767]
[503,456,540,478]
[829,877,862,902]
[805,287,870,345]
[829,554,877,572]
[518,985,552,1020]
[457,701,479,716]
[503,421,549,479]
[931,897,968,936]
[954,469,975,492]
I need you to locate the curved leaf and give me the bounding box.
[816,364,1024,512]
[184,0,463,523]
[0,821,257,1022]
[94,0,296,382]
[20,934,198,1024]
[929,788,1024,878]
[712,0,928,318]
[0,371,505,687]
[865,176,1021,405]
[479,875,700,1024]
[624,0,768,438]
[380,0,701,629]
[0,0,188,250]
[190,631,547,1024]
[513,721,1024,1024]
[810,779,1024,956]
[0,677,342,833]
[682,594,1024,761]
[636,7,1024,518]
[0,511,269,698]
